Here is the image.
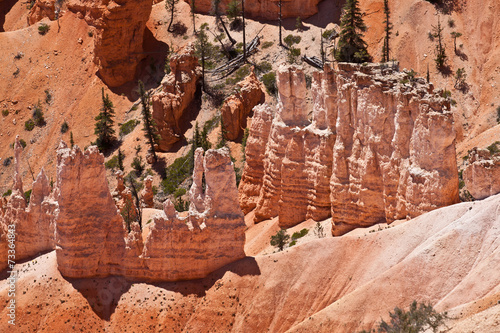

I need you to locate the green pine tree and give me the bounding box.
[138,81,160,162]
[94,88,116,151]
[335,0,370,63]
[382,0,392,63]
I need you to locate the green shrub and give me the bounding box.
[226,65,251,85]
[289,240,297,247]
[3,189,12,197]
[314,222,325,238]
[284,34,301,47]
[262,41,274,49]
[173,187,187,198]
[105,155,120,170]
[119,119,140,137]
[487,142,500,155]
[24,189,32,204]
[367,300,447,333]
[2,157,12,167]
[44,89,52,104]
[161,154,192,195]
[32,102,45,126]
[2,109,8,117]
[19,139,27,148]
[38,23,50,35]
[256,61,273,75]
[270,229,290,251]
[131,156,144,176]
[174,196,190,212]
[61,121,69,134]
[291,228,309,240]
[262,72,277,95]
[25,119,35,131]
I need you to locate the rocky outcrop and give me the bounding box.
[221,69,264,140]
[152,44,201,151]
[240,63,459,234]
[28,0,153,87]
[185,0,322,20]
[55,144,245,281]
[139,175,154,208]
[0,137,57,271]
[463,147,500,200]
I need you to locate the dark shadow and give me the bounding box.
[66,276,133,321]
[106,27,169,101]
[455,49,468,61]
[305,0,344,28]
[432,0,465,14]
[101,139,123,158]
[63,256,260,319]
[0,0,17,32]
[438,65,452,77]
[152,156,167,179]
[456,82,470,94]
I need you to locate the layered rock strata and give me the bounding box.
[28,0,153,87]
[55,143,245,281]
[185,0,322,20]
[240,63,459,234]
[152,44,201,151]
[0,137,57,271]
[221,69,264,140]
[463,147,500,200]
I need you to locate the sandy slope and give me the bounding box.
[1,193,499,332]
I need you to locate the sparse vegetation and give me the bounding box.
[119,119,140,137]
[19,139,27,148]
[105,155,120,170]
[32,101,45,126]
[2,189,12,197]
[454,67,467,90]
[60,121,69,134]
[44,89,52,104]
[70,132,75,148]
[94,88,116,152]
[284,34,302,64]
[450,31,462,53]
[165,0,180,32]
[241,127,249,162]
[336,0,370,63]
[314,222,325,238]
[360,301,448,333]
[486,142,500,155]
[262,41,274,49]
[432,17,447,69]
[2,109,9,117]
[161,154,192,195]
[25,119,35,131]
[3,157,13,167]
[38,23,50,35]
[270,229,290,251]
[138,81,160,163]
[24,189,32,204]
[382,0,392,63]
[262,72,277,95]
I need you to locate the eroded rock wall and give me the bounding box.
[152,44,201,151]
[463,147,500,200]
[55,143,245,281]
[28,0,153,87]
[221,69,264,140]
[185,0,322,20]
[240,63,459,234]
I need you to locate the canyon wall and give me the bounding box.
[239,63,459,235]
[463,147,500,200]
[185,0,322,20]
[152,44,201,151]
[28,0,153,87]
[55,144,246,281]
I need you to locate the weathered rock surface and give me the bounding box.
[139,175,154,208]
[55,143,245,281]
[221,69,264,140]
[152,44,201,151]
[240,63,459,233]
[28,0,153,87]
[0,137,57,271]
[185,0,322,20]
[463,147,500,200]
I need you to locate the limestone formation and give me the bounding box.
[463,147,500,200]
[54,144,245,281]
[0,137,57,271]
[152,44,201,151]
[221,69,264,140]
[28,0,153,87]
[240,63,459,234]
[185,0,322,20]
[140,175,154,208]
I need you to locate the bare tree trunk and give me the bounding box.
[242,0,246,61]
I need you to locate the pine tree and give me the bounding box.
[241,0,246,61]
[335,0,370,63]
[118,148,125,171]
[216,116,227,148]
[165,0,180,33]
[278,0,283,46]
[94,88,116,151]
[70,131,75,148]
[211,0,236,45]
[194,23,210,92]
[190,0,196,34]
[138,81,160,162]
[382,0,392,63]
[450,31,462,53]
[433,17,447,69]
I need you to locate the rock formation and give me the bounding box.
[220,69,264,140]
[28,0,153,87]
[0,137,57,271]
[240,63,459,234]
[185,0,322,20]
[55,143,245,281]
[139,175,154,208]
[463,147,500,200]
[152,44,201,151]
